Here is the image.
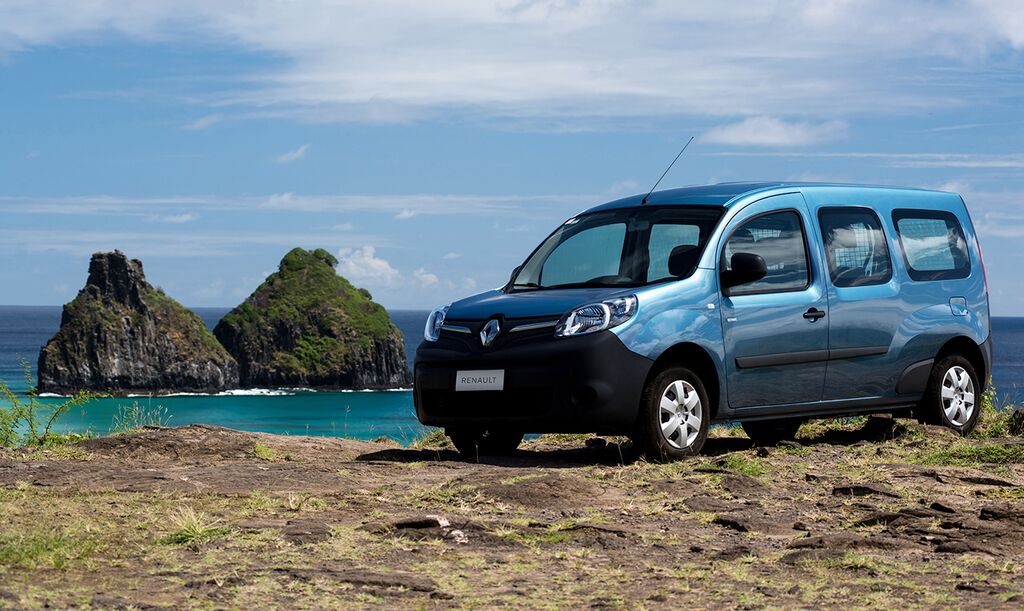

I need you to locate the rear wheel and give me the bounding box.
[741,419,803,446]
[445,426,523,458]
[918,354,980,435]
[633,366,710,461]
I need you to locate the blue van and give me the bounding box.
[414,183,992,460]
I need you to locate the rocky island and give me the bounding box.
[214,247,408,390]
[37,251,239,394]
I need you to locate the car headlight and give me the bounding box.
[555,295,637,337]
[424,304,451,342]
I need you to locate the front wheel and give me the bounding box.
[445,426,523,458]
[917,355,981,435]
[633,366,710,461]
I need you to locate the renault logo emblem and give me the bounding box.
[480,319,501,347]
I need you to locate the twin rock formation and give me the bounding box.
[38,248,408,395]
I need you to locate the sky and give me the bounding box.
[1,1,1023,313]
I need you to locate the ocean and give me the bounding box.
[0,306,431,441]
[1,306,1022,441]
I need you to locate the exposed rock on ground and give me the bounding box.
[37,251,238,394]
[214,248,408,390]
[1,418,1023,608]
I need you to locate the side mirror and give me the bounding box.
[720,252,767,294]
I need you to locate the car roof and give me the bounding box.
[582,182,953,214]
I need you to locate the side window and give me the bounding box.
[722,210,810,295]
[647,223,701,281]
[818,208,892,287]
[892,210,971,281]
[540,223,627,287]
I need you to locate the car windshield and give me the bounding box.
[511,206,725,291]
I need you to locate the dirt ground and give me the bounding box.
[0,419,1022,609]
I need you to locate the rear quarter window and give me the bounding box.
[892,209,971,281]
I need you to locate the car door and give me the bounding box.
[719,193,829,409]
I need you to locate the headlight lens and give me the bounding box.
[424,304,451,342]
[555,295,637,337]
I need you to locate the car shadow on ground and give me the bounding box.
[355,416,909,468]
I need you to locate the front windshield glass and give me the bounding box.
[511,206,725,290]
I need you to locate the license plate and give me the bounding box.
[455,369,505,392]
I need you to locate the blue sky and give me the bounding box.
[1,1,1023,313]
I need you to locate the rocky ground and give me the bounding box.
[0,419,1022,609]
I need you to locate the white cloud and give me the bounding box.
[336,245,401,286]
[0,2,1021,124]
[332,222,353,230]
[395,209,419,220]
[151,213,197,224]
[711,151,1024,169]
[461,277,477,291]
[184,113,224,130]
[275,143,311,164]
[413,267,439,287]
[702,117,848,147]
[442,252,462,260]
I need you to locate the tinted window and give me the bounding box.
[818,208,892,287]
[647,223,701,282]
[723,211,809,295]
[892,209,971,281]
[540,223,627,287]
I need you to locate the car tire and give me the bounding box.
[918,355,981,435]
[741,419,803,446]
[445,426,523,458]
[634,366,711,461]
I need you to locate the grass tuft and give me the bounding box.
[160,507,232,545]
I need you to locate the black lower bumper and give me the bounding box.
[414,330,653,434]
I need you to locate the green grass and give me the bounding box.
[915,443,1024,467]
[718,453,766,477]
[252,441,277,461]
[411,428,453,450]
[159,507,232,545]
[0,531,98,569]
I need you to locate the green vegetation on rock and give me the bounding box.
[214,248,408,389]
[37,251,238,394]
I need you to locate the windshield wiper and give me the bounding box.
[511,282,545,290]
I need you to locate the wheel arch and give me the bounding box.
[648,342,722,419]
[935,335,987,388]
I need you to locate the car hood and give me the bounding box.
[446,287,631,321]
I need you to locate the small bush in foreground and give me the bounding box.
[0,361,94,447]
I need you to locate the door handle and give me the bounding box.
[803,308,826,322]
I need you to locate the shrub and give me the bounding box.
[0,360,94,447]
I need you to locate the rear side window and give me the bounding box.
[722,210,810,295]
[818,208,892,287]
[892,209,971,281]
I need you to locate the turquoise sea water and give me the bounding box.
[2,306,1023,441]
[0,306,431,441]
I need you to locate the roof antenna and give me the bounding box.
[641,136,695,205]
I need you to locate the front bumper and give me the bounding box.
[414,328,653,434]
